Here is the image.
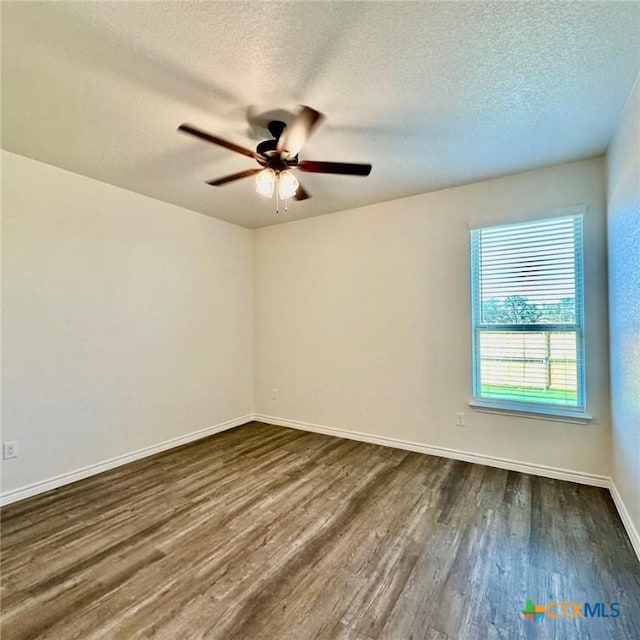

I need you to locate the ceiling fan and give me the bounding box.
[177,105,372,210]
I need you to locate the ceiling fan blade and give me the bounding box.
[294,182,311,201]
[297,160,372,176]
[206,168,262,186]
[178,123,259,159]
[277,106,324,159]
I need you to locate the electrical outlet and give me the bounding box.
[3,441,18,459]
[455,412,465,427]
[271,388,279,401]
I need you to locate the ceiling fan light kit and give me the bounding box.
[255,168,275,198]
[275,170,299,200]
[253,168,300,212]
[178,105,372,214]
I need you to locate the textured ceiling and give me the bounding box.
[2,1,639,228]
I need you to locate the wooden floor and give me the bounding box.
[1,422,639,640]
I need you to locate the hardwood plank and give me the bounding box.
[1,422,638,640]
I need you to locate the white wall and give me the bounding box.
[1,151,253,494]
[254,158,611,477]
[1,150,616,500]
[607,78,640,536]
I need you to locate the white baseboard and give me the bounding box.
[254,414,610,487]
[3,411,638,564]
[609,481,640,561]
[0,414,254,507]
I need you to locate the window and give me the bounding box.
[470,213,586,417]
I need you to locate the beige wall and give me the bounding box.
[1,151,253,493]
[254,158,611,476]
[1,151,614,499]
[607,77,640,536]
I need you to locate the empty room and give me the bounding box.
[1,1,639,639]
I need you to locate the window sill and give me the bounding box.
[468,400,593,424]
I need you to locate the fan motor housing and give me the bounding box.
[257,133,299,166]
[256,120,291,159]
[256,139,278,156]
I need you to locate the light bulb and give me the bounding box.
[278,170,299,200]
[255,169,275,197]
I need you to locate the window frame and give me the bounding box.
[469,211,589,420]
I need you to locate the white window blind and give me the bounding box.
[470,215,585,414]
